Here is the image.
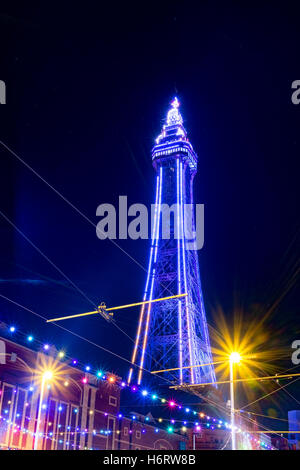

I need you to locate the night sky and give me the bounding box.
[0,2,299,429]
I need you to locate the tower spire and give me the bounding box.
[155,97,188,146]
[166,97,183,126]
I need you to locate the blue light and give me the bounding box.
[85,366,90,371]
[151,394,157,400]
[9,326,16,333]
[141,390,148,396]
[27,335,33,342]
[43,344,50,351]
[96,371,103,378]
[129,169,162,385]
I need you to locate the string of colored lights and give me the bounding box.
[3,295,291,448]
[0,323,240,432]
[0,414,275,450]
[176,381,285,445]
[0,321,279,450]
[0,208,180,387]
[0,293,179,387]
[0,415,112,449]
[0,322,260,437]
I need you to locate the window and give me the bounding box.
[109,395,117,407]
[136,430,141,439]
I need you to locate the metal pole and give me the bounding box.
[34,377,45,450]
[230,360,236,450]
[193,432,196,450]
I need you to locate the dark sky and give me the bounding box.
[0,1,299,428]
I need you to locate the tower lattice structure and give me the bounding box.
[128,98,216,386]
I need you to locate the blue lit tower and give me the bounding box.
[128,98,216,386]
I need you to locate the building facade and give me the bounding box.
[0,333,186,450]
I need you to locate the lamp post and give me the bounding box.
[229,352,241,451]
[34,370,52,450]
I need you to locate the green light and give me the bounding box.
[167,426,173,433]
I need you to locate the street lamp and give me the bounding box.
[229,352,241,450]
[34,370,53,450]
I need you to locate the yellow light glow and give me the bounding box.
[181,426,187,432]
[43,370,53,380]
[58,351,65,358]
[230,352,241,364]
[210,302,288,408]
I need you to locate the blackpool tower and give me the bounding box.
[128,98,216,386]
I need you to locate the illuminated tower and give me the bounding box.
[128,98,216,386]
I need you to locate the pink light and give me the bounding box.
[82,377,88,384]
[169,401,176,407]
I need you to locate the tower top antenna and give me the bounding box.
[166,96,183,126]
[171,96,180,108]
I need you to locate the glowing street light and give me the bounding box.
[230,352,241,364]
[229,352,241,450]
[34,370,53,450]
